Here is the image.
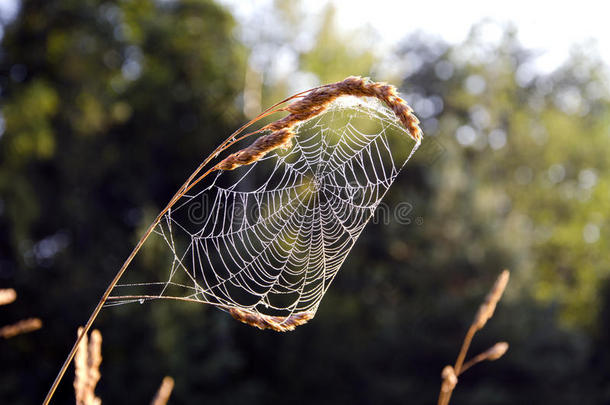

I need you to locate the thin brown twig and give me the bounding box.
[437,270,510,405]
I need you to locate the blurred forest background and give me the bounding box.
[1,0,610,404]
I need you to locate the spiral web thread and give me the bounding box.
[110,95,420,331]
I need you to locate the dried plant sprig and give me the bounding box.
[44,77,421,404]
[151,376,175,405]
[216,76,421,171]
[228,307,315,332]
[74,327,102,405]
[459,342,509,374]
[437,270,510,405]
[0,288,17,306]
[473,270,510,331]
[454,269,510,374]
[0,317,42,339]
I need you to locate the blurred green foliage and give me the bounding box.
[1,1,609,404]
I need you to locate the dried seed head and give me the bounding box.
[473,270,510,331]
[217,128,295,171]
[216,76,422,171]
[74,327,102,405]
[0,288,17,306]
[440,365,458,393]
[74,328,89,403]
[87,329,102,388]
[459,341,510,375]
[151,376,175,405]
[228,307,314,332]
[0,317,42,339]
[484,341,509,361]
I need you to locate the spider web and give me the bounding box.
[111,96,420,323]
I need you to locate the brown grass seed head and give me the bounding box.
[473,270,510,331]
[216,76,422,172]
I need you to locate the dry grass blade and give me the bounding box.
[151,376,175,405]
[0,288,17,306]
[74,327,102,405]
[437,270,510,405]
[0,317,42,339]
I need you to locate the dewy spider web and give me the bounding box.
[110,95,420,331]
[44,77,422,405]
